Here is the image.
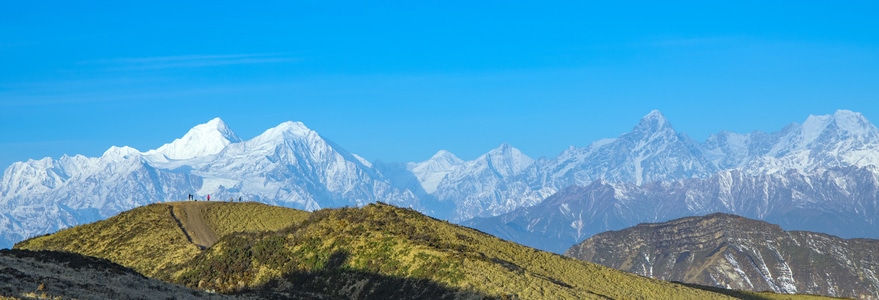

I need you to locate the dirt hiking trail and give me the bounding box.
[168,202,219,249]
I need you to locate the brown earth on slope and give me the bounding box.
[170,202,220,248]
[15,201,310,278]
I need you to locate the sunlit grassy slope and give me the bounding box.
[16,201,308,278]
[177,203,739,299]
[16,202,840,299]
[199,201,310,237]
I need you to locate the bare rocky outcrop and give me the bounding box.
[0,249,237,299]
[566,213,879,299]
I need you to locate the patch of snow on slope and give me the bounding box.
[351,153,372,168]
[634,153,645,186]
[800,114,833,147]
[725,252,755,289]
[197,177,240,196]
[589,138,617,149]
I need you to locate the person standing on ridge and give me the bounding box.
[207,194,210,201]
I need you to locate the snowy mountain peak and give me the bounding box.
[431,150,458,160]
[244,121,319,151]
[770,110,879,156]
[800,114,833,144]
[205,117,231,130]
[100,146,143,165]
[146,118,242,160]
[409,150,466,194]
[632,110,675,136]
[261,121,314,140]
[488,143,513,154]
[427,150,464,165]
[796,110,877,143]
[644,109,665,118]
[482,143,534,176]
[641,109,669,125]
[275,121,312,134]
[103,146,140,158]
[830,109,877,137]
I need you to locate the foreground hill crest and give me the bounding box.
[15,201,754,299]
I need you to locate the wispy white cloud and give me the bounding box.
[0,82,248,107]
[81,53,300,70]
[645,36,740,48]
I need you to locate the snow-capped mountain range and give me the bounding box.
[0,118,420,248]
[465,165,879,253]
[2,110,878,249]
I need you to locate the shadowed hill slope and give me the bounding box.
[0,249,235,300]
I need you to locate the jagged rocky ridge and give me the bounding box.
[416,109,879,224]
[464,165,879,253]
[2,110,879,249]
[565,213,879,299]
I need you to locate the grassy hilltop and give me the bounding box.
[15,201,840,299]
[17,201,309,277]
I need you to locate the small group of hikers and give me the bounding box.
[187,194,243,202]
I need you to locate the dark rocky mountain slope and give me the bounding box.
[466,165,879,253]
[0,249,235,300]
[566,213,879,299]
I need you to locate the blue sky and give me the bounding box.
[2,1,878,168]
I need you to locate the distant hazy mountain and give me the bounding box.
[704,110,879,173]
[565,213,879,299]
[407,143,554,221]
[2,110,878,250]
[465,166,879,253]
[465,110,879,253]
[528,110,714,187]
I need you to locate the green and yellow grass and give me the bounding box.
[16,202,841,299]
[199,201,309,236]
[17,201,307,279]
